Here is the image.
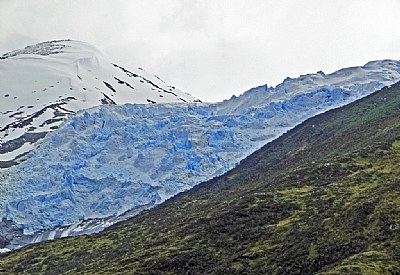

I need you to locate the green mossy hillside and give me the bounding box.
[1,83,400,274]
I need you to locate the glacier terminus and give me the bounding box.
[0,40,400,251]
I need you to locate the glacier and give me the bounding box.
[0,58,400,250]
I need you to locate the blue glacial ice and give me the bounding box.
[0,59,400,234]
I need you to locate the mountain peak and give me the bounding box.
[1,39,102,60]
[0,40,197,165]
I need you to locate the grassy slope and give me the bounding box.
[1,83,400,274]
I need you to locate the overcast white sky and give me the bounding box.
[1,0,400,102]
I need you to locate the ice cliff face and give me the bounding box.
[0,54,400,250]
[0,40,197,166]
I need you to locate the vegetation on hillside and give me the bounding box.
[1,83,400,274]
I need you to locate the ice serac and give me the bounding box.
[0,57,400,251]
[0,40,197,166]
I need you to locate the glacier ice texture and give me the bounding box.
[0,59,399,242]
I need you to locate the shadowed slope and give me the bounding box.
[1,82,400,274]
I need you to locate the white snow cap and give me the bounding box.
[0,39,197,163]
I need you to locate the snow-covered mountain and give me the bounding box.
[0,53,399,251]
[0,40,197,166]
